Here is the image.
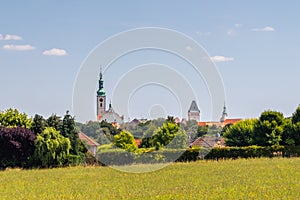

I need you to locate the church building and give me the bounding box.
[96,69,124,124]
[188,100,241,127]
[188,100,201,121]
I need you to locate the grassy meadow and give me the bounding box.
[0,158,300,199]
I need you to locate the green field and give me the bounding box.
[1,158,300,200]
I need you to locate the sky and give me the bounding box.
[1,0,300,122]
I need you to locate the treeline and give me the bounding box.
[223,106,300,147]
[97,117,189,153]
[95,106,300,165]
[76,117,211,149]
[0,109,91,169]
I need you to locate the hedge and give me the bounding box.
[97,149,185,165]
[96,146,300,165]
[204,145,284,160]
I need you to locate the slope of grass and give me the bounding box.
[0,158,300,199]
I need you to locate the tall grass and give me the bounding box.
[1,158,300,199]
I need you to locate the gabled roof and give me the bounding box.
[78,131,100,147]
[190,136,225,148]
[188,100,200,112]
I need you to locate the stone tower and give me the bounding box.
[188,100,200,122]
[97,69,106,120]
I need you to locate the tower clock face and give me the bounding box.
[99,98,103,102]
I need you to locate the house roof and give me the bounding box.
[190,136,225,148]
[188,100,200,112]
[78,131,100,147]
[224,118,242,125]
[134,139,142,147]
[198,122,207,126]
[198,118,242,127]
[198,121,221,127]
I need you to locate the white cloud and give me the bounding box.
[252,26,275,32]
[185,46,193,51]
[235,23,243,28]
[3,44,35,51]
[0,34,22,40]
[42,48,68,56]
[210,56,234,62]
[4,34,22,40]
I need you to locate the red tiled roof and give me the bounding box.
[198,121,221,127]
[224,118,242,125]
[198,122,207,126]
[135,139,142,147]
[198,119,242,127]
[78,131,100,147]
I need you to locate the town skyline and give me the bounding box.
[1,1,300,122]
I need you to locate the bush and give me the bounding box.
[0,127,36,169]
[114,130,137,152]
[204,146,285,160]
[282,146,300,157]
[34,127,71,167]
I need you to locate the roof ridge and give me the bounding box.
[79,131,100,146]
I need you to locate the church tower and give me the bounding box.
[220,103,228,123]
[188,100,200,122]
[97,69,106,120]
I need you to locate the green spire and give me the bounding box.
[97,67,106,96]
[223,103,227,116]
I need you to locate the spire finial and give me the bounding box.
[99,65,103,80]
[223,102,228,116]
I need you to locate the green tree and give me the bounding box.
[100,120,120,135]
[221,123,232,136]
[151,121,180,150]
[282,106,300,146]
[223,119,257,146]
[46,114,61,130]
[292,105,300,124]
[34,127,71,167]
[167,127,188,149]
[281,118,298,146]
[197,125,209,138]
[31,114,46,135]
[96,127,112,144]
[0,108,32,128]
[254,110,285,146]
[181,120,199,141]
[140,123,157,148]
[207,124,222,136]
[114,130,137,152]
[167,116,175,123]
[79,121,101,139]
[61,111,79,155]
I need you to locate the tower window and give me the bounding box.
[100,103,102,107]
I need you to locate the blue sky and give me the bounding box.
[1,1,300,122]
